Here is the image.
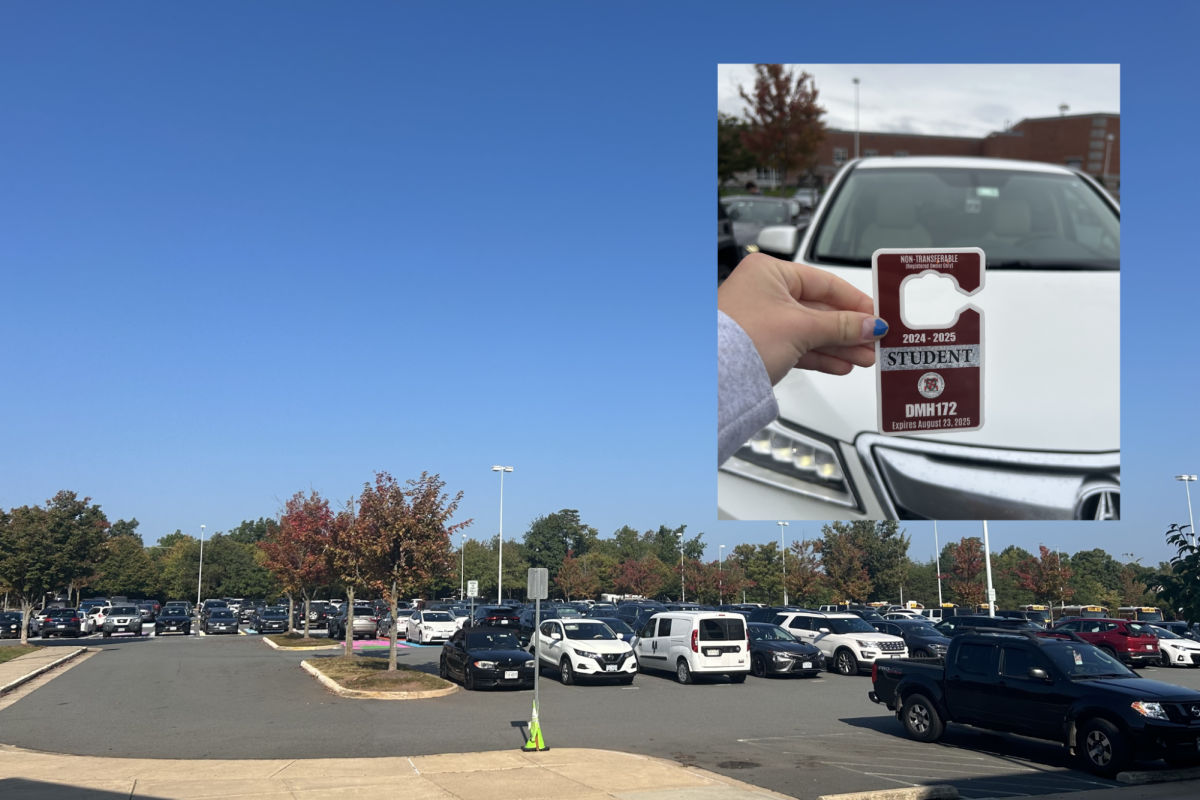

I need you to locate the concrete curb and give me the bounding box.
[263,636,340,651]
[1116,765,1200,784]
[300,659,460,699]
[0,647,89,696]
[818,786,959,800]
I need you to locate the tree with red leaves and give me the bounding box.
[613,554,669,599]
[738,64,826,194]
[259,490,333,638]
[555,551,600,601]
[717,560,751,604]
[1012,545,1074,608]
[946,537,986,607]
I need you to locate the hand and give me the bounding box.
[718,253,887,385]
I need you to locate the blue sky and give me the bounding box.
[0,3,1195,569]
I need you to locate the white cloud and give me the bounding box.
[718,64,1119,138]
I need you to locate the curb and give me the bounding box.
[0,647,89,696]
[263,636,341,652]
[300,659,460,699]
[818,787,959,800]
[1117,766,1200,785]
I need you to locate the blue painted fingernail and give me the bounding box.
[873,318,888,337]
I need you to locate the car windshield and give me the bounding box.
[699,618,745,641]
[556,607,582,617]
[723,198,792,224]
[903,624,941,637]
[262,610,287,619]
[595,618,633,635]
[466,632,521,650]
[829,617,878,634]
[452,609,470,618]
[812,167,1119,270]
[47,609,77,617]
[351,608,375,617]
[206,601,227,608]
[423,612,453,622]
[562,622,617,640]
[753,625,798,642]
[1151,626,1181,640]
[163,610,188,617]
[1125,623,1155,637]
[1045,643,1136,678]
[210,610,235,619]
[110,606,138,615]
[590,605,617,615]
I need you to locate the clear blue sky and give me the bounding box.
[0,3,1194,569]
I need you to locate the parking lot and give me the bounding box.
[4,627,1200,800]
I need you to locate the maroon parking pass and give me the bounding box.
[873,248,985,436]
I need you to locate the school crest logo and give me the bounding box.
[917,372,945,399]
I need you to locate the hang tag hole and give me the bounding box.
[901,271,968,329]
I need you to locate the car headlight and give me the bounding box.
[773,651,792,661]
[574,648,601,660]
[1131,701,1169,720]
[722,421,858,509]
[856,640,876,650]
[473,661,495,669]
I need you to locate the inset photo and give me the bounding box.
[717,64,1119,521]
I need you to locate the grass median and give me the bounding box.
[265,633,336,648]
[0,645,43,664]
[307,655,450,693]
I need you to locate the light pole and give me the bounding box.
[934,521,943,607]
[677,531,685,602]
[719,544,725,605]
[777,521,789,605]
[853,77,860,159]
[195,524,206,613]
[492,466,513,604]
[982,521,995,618]
[460,531,466,601]
[1103,133,1115,187]
[1175,475,1197,544]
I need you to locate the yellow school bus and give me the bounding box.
[1056,604,1109,620]
[1017,605,1052,625]
[1117,606,1164,623]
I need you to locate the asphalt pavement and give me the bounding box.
[2,632,1200,800]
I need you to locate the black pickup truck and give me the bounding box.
[869,629,1200,776]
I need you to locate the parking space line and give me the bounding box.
[822,762,1038,775]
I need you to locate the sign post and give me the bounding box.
[467,580,478,627]
[523,567,549,751]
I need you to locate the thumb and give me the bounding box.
[797,308,888,352]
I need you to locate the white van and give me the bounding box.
[634,611,750,684]
[774,611,907,675]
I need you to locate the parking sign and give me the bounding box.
[467,580,478,598]
[527,568,548,600]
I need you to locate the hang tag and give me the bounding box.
[873,247,985,435]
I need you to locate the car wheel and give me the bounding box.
[464,668,476,691]
[439,658,449,681]
[103,631,111,638]
[1160,649,1173,668]
[675,659,693,685]
[729,672,747,684]
[900,693,944,743]
[835,649,858,676]
[751,655,768,678]
[1077,717,1130,777]
[912,648,932,659]
[559,658,575,685]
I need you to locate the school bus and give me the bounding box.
[1017,605,1052,625]
[1055,604,1109,620]
[919,603,958,622]
[1117,606,1164,622]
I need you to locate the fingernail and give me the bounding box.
[863,318,888,340]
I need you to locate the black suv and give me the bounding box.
[296,600,333,630]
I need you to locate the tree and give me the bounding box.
[738,64,826,193]
[92,535,157,597]
[731,542,782,603]
[45,492,110,608]
[820,527,871,602]
[718,112,755,185]
[716,560,751,604]
[946,537,985,607]
[1157,526,1200,622]
[0,505,52,644]
[613,555,668,599]
[227,517,280,545]
[328,499,371,655]
[109,518,141,542]
[259,491,333,637]
[785,539,825,607]
[523,510,597,578]
[555,552,600,601]
[357,472,465,671]
[1012,546,1074,608]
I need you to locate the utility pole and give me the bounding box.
[492,466,513,604]
[853,78,860,159]
[982,521,995,618]
[934,521,943,607]
[778,521,789,605]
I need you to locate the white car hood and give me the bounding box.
[1164,639,1200,651]
[566,639,632,654]
[776,267,1119,451]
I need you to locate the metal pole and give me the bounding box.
[195,525,206,617]
[982,521,995,618]
[498,470,504,604]
[533,596,540,720]
[1185,479,1196,545]
[678,532,685,602]
[460,532,465,601]
[934,521,943,607]
[777,521,789,605]
[853,78,860,159]
[719,545,725,605]
[1103,134,1114,186]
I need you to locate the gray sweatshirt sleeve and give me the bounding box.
[718,311,778,466]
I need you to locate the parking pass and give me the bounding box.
[873,247,984,436]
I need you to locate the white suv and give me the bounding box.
[634,611,750,684]
[530,618,636,685]
[776,611,906,675]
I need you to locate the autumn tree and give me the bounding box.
[785,539,825,607]
[259,491,333,636]
[716,559,751,604]
[945,537,986,607]
[738,64,826,194]
[613,555,668,599]
[328,498,373,655]
[820,527,871,602]
[555,552,601,601]
[1011,545,1075,608]
[718,112,755,185]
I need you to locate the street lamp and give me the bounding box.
[677,531,685,602]
[981,521,995,618]
[1176,475,1197,544]
[195,524,206,612]
[777,521,789,605]
[1103,133,1115,187]
[719,544,725,605]
[460,531,466,601]
[933,521,943,607]
[492,466,513,604]
[852,78,860,159]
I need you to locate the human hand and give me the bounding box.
[718,253,887,385]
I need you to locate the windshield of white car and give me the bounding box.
[829,618,878,634]
[594,618,633,635]
[423,612,453,622]
[752,625,797,642]
[467,632,520,650]
[811,168,1119,271]
[563,622,617,640]
[722,198,792,225]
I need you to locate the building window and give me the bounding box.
[1093,117,1108,128]
[1088,161,1103,172]
[863,149,878,157]
[1091,129,1107,139]
[1065,157,1083,169]
[894,150,908,157]
[833,148,848,165]
[1089,140,1105,151]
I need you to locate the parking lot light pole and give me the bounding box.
[492,466,513,604]
[934,521,943,607]
[460,531,466,601]
[1103,133,1115,187]
[195,525,206,614]
[853,78,860,159]
[1175,475,1197,544]
[982,521,995,618]
[719,545,725,605]
[677,531,685,602]
[778,521,789,605]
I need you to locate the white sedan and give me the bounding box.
[1151,625,1200,668]
[529,619,636,685]
[406,610,458,644]
[721,156,1119,521]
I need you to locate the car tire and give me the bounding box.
[102,631,110,638]
[729,672,747,684]
[464,668,476,691]
[560,658,575,686]
[1076,717,1130,777]
[752,654,768,678]
[1160,649,1173,668]
[439,658,449,681]
[835,649,858,676]
[676,659,693,685]
[900,693,944,743]
[912,648,932,659]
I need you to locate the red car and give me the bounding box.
[1052,617,1159,667]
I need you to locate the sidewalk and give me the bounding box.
[0,744,796,799]
[0,646,86,693]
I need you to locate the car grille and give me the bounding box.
[856,434,1119,520]
[878,641,905,652]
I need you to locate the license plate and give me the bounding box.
[706,649,719,656]
[606,665,617,672]
[737,659,744,664]
[504,671,518,679]
[57,624,65,628]
[499,620,508,625]
[169,626,177,630]
[803,662,812,669]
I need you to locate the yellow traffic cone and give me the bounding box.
[521,703,548,751]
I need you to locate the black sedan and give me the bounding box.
[204,609,240,635]
[871,619,951,659]
[253,608,290,634]
[470,605,520,630]
[155,608,192,636]
[440,629,534,691]
[0,611,22,639]
[748,623,824,678]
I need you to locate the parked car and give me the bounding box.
[773,610,907,676]
[39,608,85,638]
[531,618,637,685]
[296,600,333,630]
[136,603,157,624]
[720,195,805,253]
[102,605,144,637]
[406,610,457,644]
[199,599,228,623]
[440,628,535,690]
[716,604,762,618]
[994,610,1049,627]
[155,608,192,636]
[327,606,379,640]
[935,615,1040,637]
[792,186,820,210]
[0,611,25,639]
[1051,618,1159,668]
[239,600,264,624]
[1155,621,1200,643]
[1148,625,1200,668]
[377,609,413,640]
[871,619,951,659]
[747,606,812,624]
[585,604,619,618]
[588,617,637,646]
[721,156,1120,521]
[253,608,290,634]
[869,629,1200,775]
[748,623,824,678]
[616,601,666,627]
[470,606,520,630]
[163,600,193,616]
[203,609,239,635]
[85,605,110,633]
[634,611,749,684]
